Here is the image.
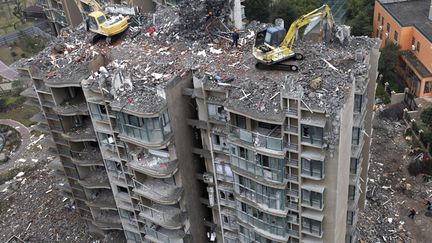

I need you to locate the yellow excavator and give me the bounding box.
[253,4,335,71]
[75,0,130,44]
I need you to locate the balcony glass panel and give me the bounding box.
[237,202,286,237]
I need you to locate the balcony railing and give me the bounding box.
[70,148,103,166]
[53,99,88,116]
[229,127,284,151]
[144,225,185,243]
[237,211,287,238]
[138,204,184,229]
[287,159,299,167]
[78,169,110,189]
[62,122,96,142]
[133,179,182,204]
[286,202,299,211]
[129,154,178,178]
[117,123,171,146]
[231,156,285,182]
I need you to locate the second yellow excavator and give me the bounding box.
[75,0,130,44]
[253,4,335,71]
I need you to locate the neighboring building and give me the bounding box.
[373,0,432,97]
[37,0,83,35]
[16,2,380,243]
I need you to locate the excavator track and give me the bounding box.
[255,60,299,72]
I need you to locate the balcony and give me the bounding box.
[24,98,40,107]
[235,188,288,217]
[86,190,117,209]
[61,122,96,142]
[138,204,185,230]
[231,156,286,185]
[128,151,178,178]
[70,148,104,166]
[133,179,182,204]
[33,123,50,133]
[228,126,285,153]
[78,169,111,189]
[53,97,89,116]
[287,159,299,167]
[44,62,89,88]
[20,87,37,98]
[237,211,289,242]
[93,211,122,230]
[144,225,185,243]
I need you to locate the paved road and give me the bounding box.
[0,119,31,171]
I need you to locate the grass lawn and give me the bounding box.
[0,102,39,127]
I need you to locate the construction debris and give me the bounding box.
[358,117,432,242]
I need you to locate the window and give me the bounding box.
[417,41,421,52]
[381,17,384,25]
[117,185,128,193]
[301,125,324,146]
[236,115,246,129]
[301,189,323,209]
[235,175,285,210]
[376,29,379,38]
[386,23,390,32]
[412,37,416,46]
[301,158,324,179]
[352,127,361,145]
[350,158,359,174]
[394,31,398,42]
[89,103,107,120]
[354,94,363,113]
[377,13,380,22]
[239,147,248,159]
[302,217,322,236]
[347,211,355,225]
[348,185,356,200]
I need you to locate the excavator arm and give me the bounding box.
[75,0,102,15]
[253,4,335,71]
[281,4,334,49]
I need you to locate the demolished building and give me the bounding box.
[17,1,381,242]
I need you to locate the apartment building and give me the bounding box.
[373,0,432,97]
[37,0,83,35]
[15,1,380,242]
[191,46,380,243]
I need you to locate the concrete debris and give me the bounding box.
[358,117,432,242]
[16,1,378,148]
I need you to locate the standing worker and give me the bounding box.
[408,208,416,219]
[231,29,240,48]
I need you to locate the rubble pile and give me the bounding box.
[358,117,432,242]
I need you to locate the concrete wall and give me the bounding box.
[165,73,208,243]
[323,88,354,243]
[359,42,381,210]
[62,0,83,27]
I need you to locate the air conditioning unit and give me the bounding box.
[379,25,383,30]
[203,173,214,184]
[385,32,389,38]
[412,45,416,51]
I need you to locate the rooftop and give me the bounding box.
[18,1,377,123]
[378,0,432,42]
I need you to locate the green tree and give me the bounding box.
[421,107,432,127]
[378,42,399,85]
[244,0,270,23]
[345,0,374,36]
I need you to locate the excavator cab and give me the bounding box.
[254,27,287,53]
[87,11,107,34]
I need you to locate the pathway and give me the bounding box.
[0,119,31,171]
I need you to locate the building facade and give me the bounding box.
[373,0,432,97]
[37,0,83,35]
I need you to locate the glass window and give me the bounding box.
[424,81,432,94]
[348,185,356,200]
[394,31,398,41]
[377,13,380,22]
[350,158,359,174]
[302,125,323,146]
[301,158,324,179]
[381,17,384,25]
[354,94,363,113]
[301,189,323,209]
[417,41,421,52]
[302,217,322,236]
[347,211,354,225]
[386,23,390,32]
[352,127,361,145]
[236,115,246,129]
[412,37,415,46]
